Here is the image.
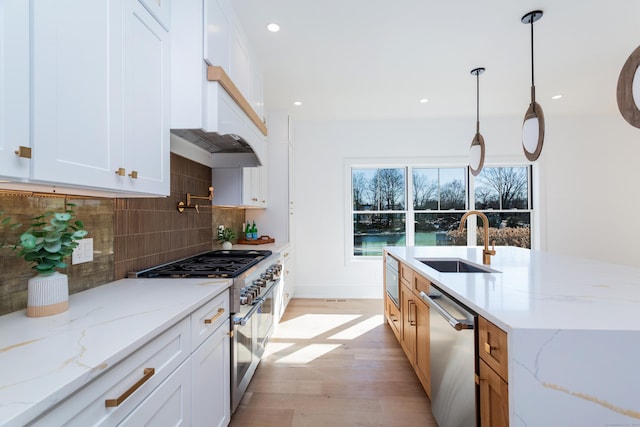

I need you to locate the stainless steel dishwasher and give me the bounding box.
[420,285,477,427]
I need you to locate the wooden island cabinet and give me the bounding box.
[384,252,510,423]
[384,255,431,397]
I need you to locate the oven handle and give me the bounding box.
[233,284,275,326]
[419,291,474,331]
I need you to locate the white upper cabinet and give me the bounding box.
[27,0,170,196]
[121,0,170,195]
[203,0,230,71]
[0,0,30,180]
[30,0,123,190]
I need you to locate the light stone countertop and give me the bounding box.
[384,246,640,426]
[0,278,231,427]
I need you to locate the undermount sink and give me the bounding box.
[418,258,499,273]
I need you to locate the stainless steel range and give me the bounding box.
[130,249,282,413]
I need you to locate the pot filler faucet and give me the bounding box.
[459,210,496,265]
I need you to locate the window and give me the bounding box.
[350,165,532,257]
[413,168,467,247]
[352,168,406,256]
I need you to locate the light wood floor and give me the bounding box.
[229,298,438,427]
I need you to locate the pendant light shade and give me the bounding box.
[469,67,486,176]
[521,10,545,162]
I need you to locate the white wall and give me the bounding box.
[291,113,640,299]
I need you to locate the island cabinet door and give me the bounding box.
[414,298,430,397]
[479,359,509,427]
[400,283,417,362]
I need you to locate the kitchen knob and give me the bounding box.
[115,167,126,176]
[254,279,266,287]
[128,170,138,179]
[240,295,248,305]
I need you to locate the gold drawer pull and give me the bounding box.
[115,167,126,176]
[484,342,493,354]
[15,146,32,159]
[128,170,138,179]
[105,368,155,407]
[204,307,225,324]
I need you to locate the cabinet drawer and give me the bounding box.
[385,294,402,341]
[119,359,191,426]
[478,317,508,382]
[413,274,430,295]
[190,290,230,351]
[29,318,190,426]
[400,262,413,286]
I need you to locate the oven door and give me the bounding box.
[256,286,275,358]
[231,288,273,413]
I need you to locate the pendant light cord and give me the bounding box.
[476,72,480,131]
[530,19,535,87]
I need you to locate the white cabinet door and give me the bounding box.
[191,322,230,427]
[30,0,124,190]
[229,24,250,102]
[119,359,192,427]
[138,0,171,30]
[121,0,170,196]
[203,0,230,70]
[0,0,30,180]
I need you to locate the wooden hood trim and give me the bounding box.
[207,66,268,136]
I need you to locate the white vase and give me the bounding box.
[222,241,233,250]
[26,272,69,317]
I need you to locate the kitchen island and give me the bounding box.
[385,245,640,426]
[0,277,231,427]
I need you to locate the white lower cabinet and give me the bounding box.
[26,290,231,427]
[28,318,191,426]
[119,359,192,427]
[191,318,231,427]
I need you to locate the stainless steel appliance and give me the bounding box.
[131,249,282,413]
[420,286,477,427]
[385,255,399,308]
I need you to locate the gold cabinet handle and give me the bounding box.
[484,342,493,354]
[409,301,417,326]
[128,170,138,179]
[105,368,155,407]
[204,307,225,324]
[115,167,125,176]
[14,146,32,159]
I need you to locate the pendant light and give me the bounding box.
[521,10,545,161]
[469,67,486,176]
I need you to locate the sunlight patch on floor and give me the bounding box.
[263,342,294,357]
[328,314,384,340]
[273,343,342,365]
[275,314,362,339]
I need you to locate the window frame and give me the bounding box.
[345,158,538,264]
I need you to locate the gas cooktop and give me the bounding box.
[132,250,273,279]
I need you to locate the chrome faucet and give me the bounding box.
[458,210,496,265]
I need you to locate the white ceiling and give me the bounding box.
[233,0,640,122]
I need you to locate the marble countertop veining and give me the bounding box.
[0,277,231,427]
[385,246,640,332]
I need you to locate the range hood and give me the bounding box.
[171,129,262,168]
[170,66,267,168]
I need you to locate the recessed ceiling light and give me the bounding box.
[267,23,280,32]
[551,94,563,100]
[419,98,429,103]
[293,101,302,106]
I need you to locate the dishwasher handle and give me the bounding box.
[419,291,474,331]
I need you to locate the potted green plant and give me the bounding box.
[9,203,87,317]
[217,226,236,250]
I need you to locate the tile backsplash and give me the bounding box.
[0,153,245,316]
